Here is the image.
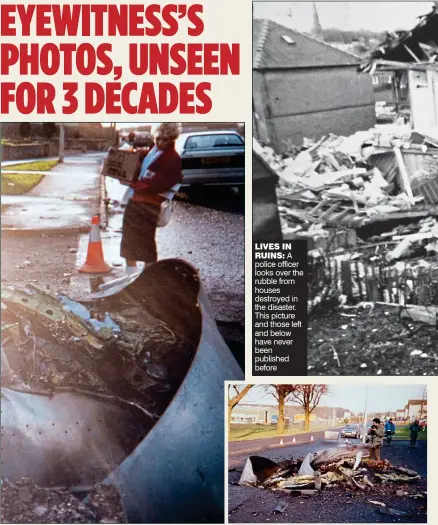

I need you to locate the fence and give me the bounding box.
[309,253,438,306]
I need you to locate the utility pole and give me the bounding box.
[59,123,65,163]
[332,406,335,427]
[419,387,426,420]
[362,386,369,443]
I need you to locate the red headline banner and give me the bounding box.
[0,3,241,116]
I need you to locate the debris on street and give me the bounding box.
[1,262,199,416]
[1,478,127,524]
[0,260,210,522]
[238,447,422,494]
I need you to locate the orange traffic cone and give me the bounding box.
[292,436,296,443]
[79,216,112,274]
[280,438,284,446]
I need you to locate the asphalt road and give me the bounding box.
[2,175,245,367]
[229,441,427,523]
[100,178,245,320]
[229,427,344,460]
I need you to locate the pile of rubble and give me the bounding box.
[238,445,422,494]
[1,270,198,418]
[1,478,126,524]
[257,125,438,309]
[256,125,438,245]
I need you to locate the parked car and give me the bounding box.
[174,131,245,188]
[270,415,290,425]
[341,424,361,439]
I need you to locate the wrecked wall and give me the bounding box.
[253,71,272,145]
[254,67,375,153]
[409,69,438,131]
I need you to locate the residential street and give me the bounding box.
[229,441,427,523]
[2,153,103,231]
[229,427,344,466]
[1,150,245,361]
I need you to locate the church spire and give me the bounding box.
[312,3,324,40]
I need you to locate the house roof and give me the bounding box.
[362,59,438,73]
[236,403,352,417]
[408,399,428,406]
[361,3,438,69]
[253,18,360,70]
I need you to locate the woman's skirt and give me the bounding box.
[121,199,161,262]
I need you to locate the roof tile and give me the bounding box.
[253,18,360,69]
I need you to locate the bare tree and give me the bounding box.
[228,384,253,436]
[289,385,329,431]
[269,385,297,435]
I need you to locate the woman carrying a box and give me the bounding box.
[121,123,183,273]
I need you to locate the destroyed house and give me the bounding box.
[360,3,438,131]
[253,19,375,152]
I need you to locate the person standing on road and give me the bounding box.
[120,123,183,274]
[367,418,385,460]
[384,418,395,445]
[409,420,421,448]
[119,131,136,149]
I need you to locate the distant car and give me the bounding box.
[174,131,245,188]
[341,424,361,439]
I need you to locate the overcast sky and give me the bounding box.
[253,2,434,32]
[239,384,427,413]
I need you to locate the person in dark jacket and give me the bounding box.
[120,123,182,273]
[409,420,421,448]
[367,418,385,460]
[384,418,395,445]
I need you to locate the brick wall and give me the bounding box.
[1,139,112,160]
[264,67,375,118]
[1,142,58,160]
[255,66,376,152]
[2,123,114,140]
[270,105,376,153]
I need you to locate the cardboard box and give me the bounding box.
[102,149,141,182]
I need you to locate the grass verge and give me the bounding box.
[393,425,427,440]
[229,423,332,442]
[1,173,45,195]
[2,160,58,171]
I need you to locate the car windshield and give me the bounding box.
[183,134,243,150]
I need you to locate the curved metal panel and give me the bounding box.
[1,388,153,487]
[103,282,244,523]
[1,259,243,522]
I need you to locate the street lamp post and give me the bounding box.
[362,386,369,443]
